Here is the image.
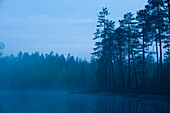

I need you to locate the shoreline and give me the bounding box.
[0,90,169,104]
[69,91,170,104]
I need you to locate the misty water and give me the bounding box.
[0,91,169,113]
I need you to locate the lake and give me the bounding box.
[0,91,169,113]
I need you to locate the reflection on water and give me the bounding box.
[0,91,169,113]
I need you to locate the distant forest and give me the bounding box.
[0,0,170,95]
[0,51,95,91]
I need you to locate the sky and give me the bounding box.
[0,0,147,60]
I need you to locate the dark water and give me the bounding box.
[0,91,169,113]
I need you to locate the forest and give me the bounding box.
[92,0,170,94]
[0,0,170,95]
[0,50,96,91]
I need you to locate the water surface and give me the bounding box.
[0,91,169,113]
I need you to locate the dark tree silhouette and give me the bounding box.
[91,0,170,94]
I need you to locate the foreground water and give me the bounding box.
[0,91,169,113]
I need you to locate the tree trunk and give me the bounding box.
[155,28,159,92]
[131,48,138,90]
[128,46,131,90]
[116,46,125,90]
[120,53,125,91]
[128,25,131,90]
[158,27,163,92]
[142,27,145,90]
[103,15,108,90]
[111,55,115,89]
[157,5,163,92]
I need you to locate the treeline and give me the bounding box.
[92,0,170,94]
[0,51,96,91]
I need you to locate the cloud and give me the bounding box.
[0,15,96,26]
[67,17,96,24]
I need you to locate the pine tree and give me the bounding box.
[136,9,153,91]
[92,7,115,90]
[145,0,169,92]
[105,20,116,90]
[114,27,127,90]
[119,12,139,90]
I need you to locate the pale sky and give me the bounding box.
[0,0,147,60]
